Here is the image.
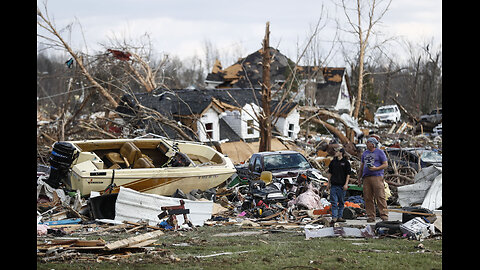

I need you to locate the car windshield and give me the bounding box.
[377,108,394,114]
[414,150,442,163]
[264,153,311,171]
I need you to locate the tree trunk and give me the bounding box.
[353,44,365,120]
[259,22,272,152]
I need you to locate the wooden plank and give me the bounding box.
[65,246,105,250]
[105,229,164,250]
[72,239,105,247]
[257,210,286,221]
[124,221,163,231]
[126,225,145,233]
[128,239,158,248]
[387,209,435,216]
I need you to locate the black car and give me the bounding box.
[236,150,326,182]
[385,147,442,173]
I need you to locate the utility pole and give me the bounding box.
[259,22,272,152]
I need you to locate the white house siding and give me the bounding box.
[220,103,262,140]
[275,108,300,139]
[334,78,351,113]
[241,103,261,139]
[197,108,220,142]
[198,102,300,142]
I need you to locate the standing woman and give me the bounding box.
[357,137,389,223]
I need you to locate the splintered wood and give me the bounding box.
[38,225,165,262]
[105,229,164,250]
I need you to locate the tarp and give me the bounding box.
[114,187,213,226]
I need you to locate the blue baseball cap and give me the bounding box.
[367,137,379,146]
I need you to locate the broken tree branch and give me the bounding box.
[310,117,350,145]
[391,96,418,123]
[37,5,119,108]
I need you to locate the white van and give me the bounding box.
[374,105,401,125]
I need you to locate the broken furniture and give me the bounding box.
[157,200,194,229]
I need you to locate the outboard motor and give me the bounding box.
[44,142,77,189]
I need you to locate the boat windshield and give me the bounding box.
[264,153,312,171]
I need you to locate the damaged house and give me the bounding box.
[116,88,300,143]
[115,48,351,144]
[300,67,353,113]
[205,47,353,113]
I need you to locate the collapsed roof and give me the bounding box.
[205,48,351,109]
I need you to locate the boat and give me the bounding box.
[45,137,236,196]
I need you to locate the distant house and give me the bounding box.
[301,67,352,113]
[205,47,353,114]
[205,47,295,90]
[116,88,300,143]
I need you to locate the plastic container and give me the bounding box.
[399,217,434,240]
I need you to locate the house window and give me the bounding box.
[247,120,254,135]
[205,123,213,139]
[288,123,295,138]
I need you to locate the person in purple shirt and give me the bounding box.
[357,136,389,222]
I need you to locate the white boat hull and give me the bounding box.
[62,138,236,196]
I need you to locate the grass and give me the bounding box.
[37,225,442,270]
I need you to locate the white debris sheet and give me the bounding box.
[114,187,213,226]
[305,225,375,239]
[397,166,442,210]
[421,174,442,211]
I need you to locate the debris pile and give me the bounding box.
[37,109,442,264]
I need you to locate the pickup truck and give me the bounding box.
[419,108,442,124]
[235,150,326,182]
[374,105,401,125]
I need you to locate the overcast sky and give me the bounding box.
[37,0,442,67]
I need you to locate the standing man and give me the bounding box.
[357,137,389,222]
[327,146,351,222]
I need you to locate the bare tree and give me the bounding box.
[37,1,199,143]
[339,0,392,119]
[37,3,119,108]
[400,38,442,116]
